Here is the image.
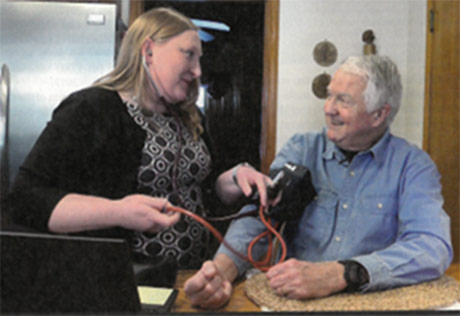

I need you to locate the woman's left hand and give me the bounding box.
[215,163,278,207]
[233,164,272,207]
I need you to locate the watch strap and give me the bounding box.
[338,260,369,292]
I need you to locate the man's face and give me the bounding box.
[324,69,379,151]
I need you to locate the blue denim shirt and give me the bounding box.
[217,128,453,292]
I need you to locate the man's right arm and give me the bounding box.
[184,133,312,309]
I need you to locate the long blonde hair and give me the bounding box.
[93,7,203,138]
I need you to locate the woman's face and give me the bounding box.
[147,30,202,104]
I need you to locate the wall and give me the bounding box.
[276,0,427,151]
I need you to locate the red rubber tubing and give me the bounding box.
[167,204,287,271]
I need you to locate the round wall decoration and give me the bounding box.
[362,29,377,55]
[312,73,331,99]
[313,40,337,67]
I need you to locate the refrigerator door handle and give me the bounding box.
[1,63,11,197]
[1,64,11,123]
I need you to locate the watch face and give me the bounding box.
[339,260,370,292]
[313,40,337,67]
[312,73,331,99]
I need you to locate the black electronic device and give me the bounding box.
[0,231,177,314]
[264,162,316,222]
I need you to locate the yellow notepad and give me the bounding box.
[137,286,175,305]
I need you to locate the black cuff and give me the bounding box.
[338,260,369,293]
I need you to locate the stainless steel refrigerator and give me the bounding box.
[0,1,116,206]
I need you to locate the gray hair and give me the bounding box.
[339,55,402,124]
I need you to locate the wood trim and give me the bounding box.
[128,0,144,26]
[422,0,433,151]
[260,0,279,174]
[423,0,460,263]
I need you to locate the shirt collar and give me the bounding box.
[323,132,337,161]
[368,128,391,165]
[322,128,391,165]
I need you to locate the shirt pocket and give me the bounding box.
[354,195,398,247]
[361,195,398,216]
[297,190,338,247]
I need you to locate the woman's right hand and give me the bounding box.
[114,194,180,232]
[49,193,180,234]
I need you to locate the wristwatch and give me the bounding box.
[338,260,369,292]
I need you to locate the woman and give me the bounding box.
[7,8,270,269]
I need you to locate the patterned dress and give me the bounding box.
[125,101,212,269]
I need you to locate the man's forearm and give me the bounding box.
[214,253,239,283]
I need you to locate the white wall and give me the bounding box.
[276,0,427,151]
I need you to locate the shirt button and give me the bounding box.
[350,171,355,176]
[335,236,341,242]
[378,203,383,209]
[343,203,348,209]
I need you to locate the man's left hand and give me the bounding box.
[265,259,347,299]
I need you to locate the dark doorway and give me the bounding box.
[145,0,265,172]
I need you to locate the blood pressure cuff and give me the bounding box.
[264,163,316,222]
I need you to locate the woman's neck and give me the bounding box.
[118,90,169,113]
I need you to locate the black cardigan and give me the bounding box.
[6,87,221,237]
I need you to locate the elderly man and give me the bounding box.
[183,55,453,309]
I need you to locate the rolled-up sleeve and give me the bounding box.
[215,204,269,276]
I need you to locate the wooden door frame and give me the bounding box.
[128,0,279,174]
[260,0,279,174]
[128,0,144,25]
[423,0,459,263]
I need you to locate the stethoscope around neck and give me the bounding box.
[141,55,185,206]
